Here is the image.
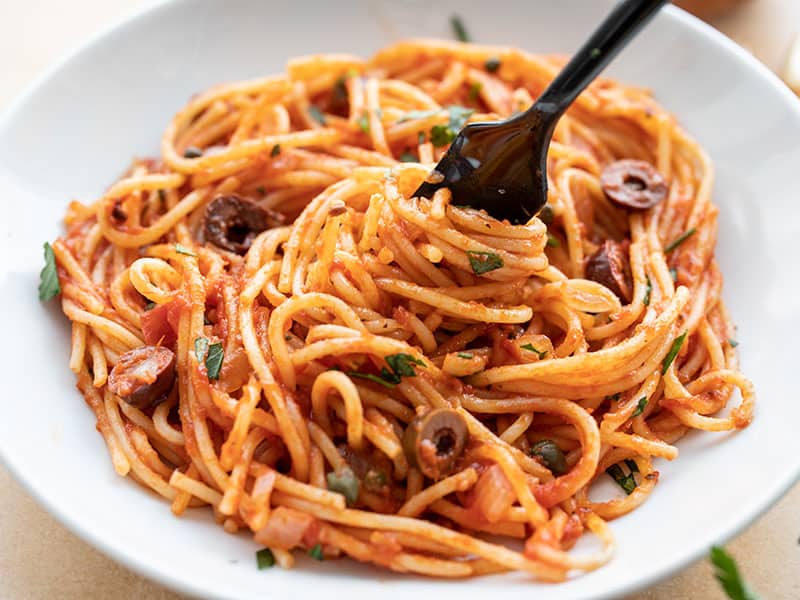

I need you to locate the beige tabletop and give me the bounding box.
[1,1,799,598]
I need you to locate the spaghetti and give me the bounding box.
[45,40,754,580]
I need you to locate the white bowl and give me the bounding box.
[1,1,799,598]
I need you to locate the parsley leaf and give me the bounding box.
[447,105,474,130]
[38,242,61,301]
[468,82,482,102]
[457,352,473,359]
[398,109,441,123]
[546,233,560,248]
[308,544,324,561]
[631,397,648,417]
[308,105,327,125]
[606,463,637,495]
[144,301,156,311]
[520,343,547,359]
[255,548,275,569]
[270,144,281,157]
[669,267,678,282]
[205,342,224,380]
[729,339,739,348]
[399,151,417,163]
[430,124,456,147]
[710,546,760,600]
[450,15,470,42]
[175,243,196,257]
[327,466,360,505]
[665,227,697,253]
[357,112,370,133]
[466,250,503,274]
[386,353,425,377]
[661,331,688,375]
[346,371,397,389]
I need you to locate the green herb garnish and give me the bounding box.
[729,339,739,348]
[485,57,501,73]
[624,458,639,473]
[606,463,637,495]
[466,250,503,274]
[346,371,397,389]
[308,543,324,561]
[183,146,203,158]
[661,331,687,375]
[546,233,560,248]
[430,124,455,147]
[710,546,760,600]
[144,301,156,311]
[450,15,470,42]
[270,144,281,157]
[38,242,61,301]
[530,440,568,475]
[429,106,474,147]
[643,277,652,306]
[665,227,696,253]
[520,343,547,359]
[357,112,370,133]
[327,466,360,505]
[175,243,196,257]
[256,547,275,569]
[457,352,473,359]
[631,397,648,417]
[398,109,440,123]
[205,342,224,380]
[417,131,426,144]
[386,353,425,377]
[468,82,482,102]
[308,105,327,125]
[669,267,678,282]
[399,151,417,163]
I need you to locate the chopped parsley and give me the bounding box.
[417,131,426,144]
[631,397,648,417]
[520,343,547,359]
[665,227,696,253]
[346,371,397,389]
[386,353,425,377]
[643,277,652,306]
[661,331,688,375]
[430,124,456,147]
[606,462,637,495]
[398,109,441,123]
[669,267,678,282]
[399,151,417,163]
[205,342,224,380]
[183,146,203,158]
[38,242,61,301]
[308,105,327,125]
[468,82,482,102]
[144,301,156,311]
[457,352,474,359]
[485,57,501,73]
[710,546,759,600]
[270,144,281,157]
[327,466,360,505]
[429,105,475,147]
[466,250,503,274]
[255,547,275,569]
[450,15,470,42]
[308,544,324,561]
[546,233,560,248]
[357,112,370,133]
[729,339,739,348]
[175,243,197,257]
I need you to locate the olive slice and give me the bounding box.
[203,194,284,255]
[108,345,176,409]
[600,159,667,210]
[585,240,633,304]
[530,440,568,476]
[403,408,469,479]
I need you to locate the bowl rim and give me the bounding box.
[2,1,799,599]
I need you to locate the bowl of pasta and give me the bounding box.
[1,0,799,599]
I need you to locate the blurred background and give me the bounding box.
[0,1,798,599]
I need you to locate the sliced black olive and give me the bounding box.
[585,240,633,304]
[108,345,176,409]
[403,408,469,479]
[203,194,284,255]
[600,159,667,210]
[530,440,568,476]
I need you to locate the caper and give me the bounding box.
[530,439,568,476]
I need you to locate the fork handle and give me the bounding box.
[530,0,669,119]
